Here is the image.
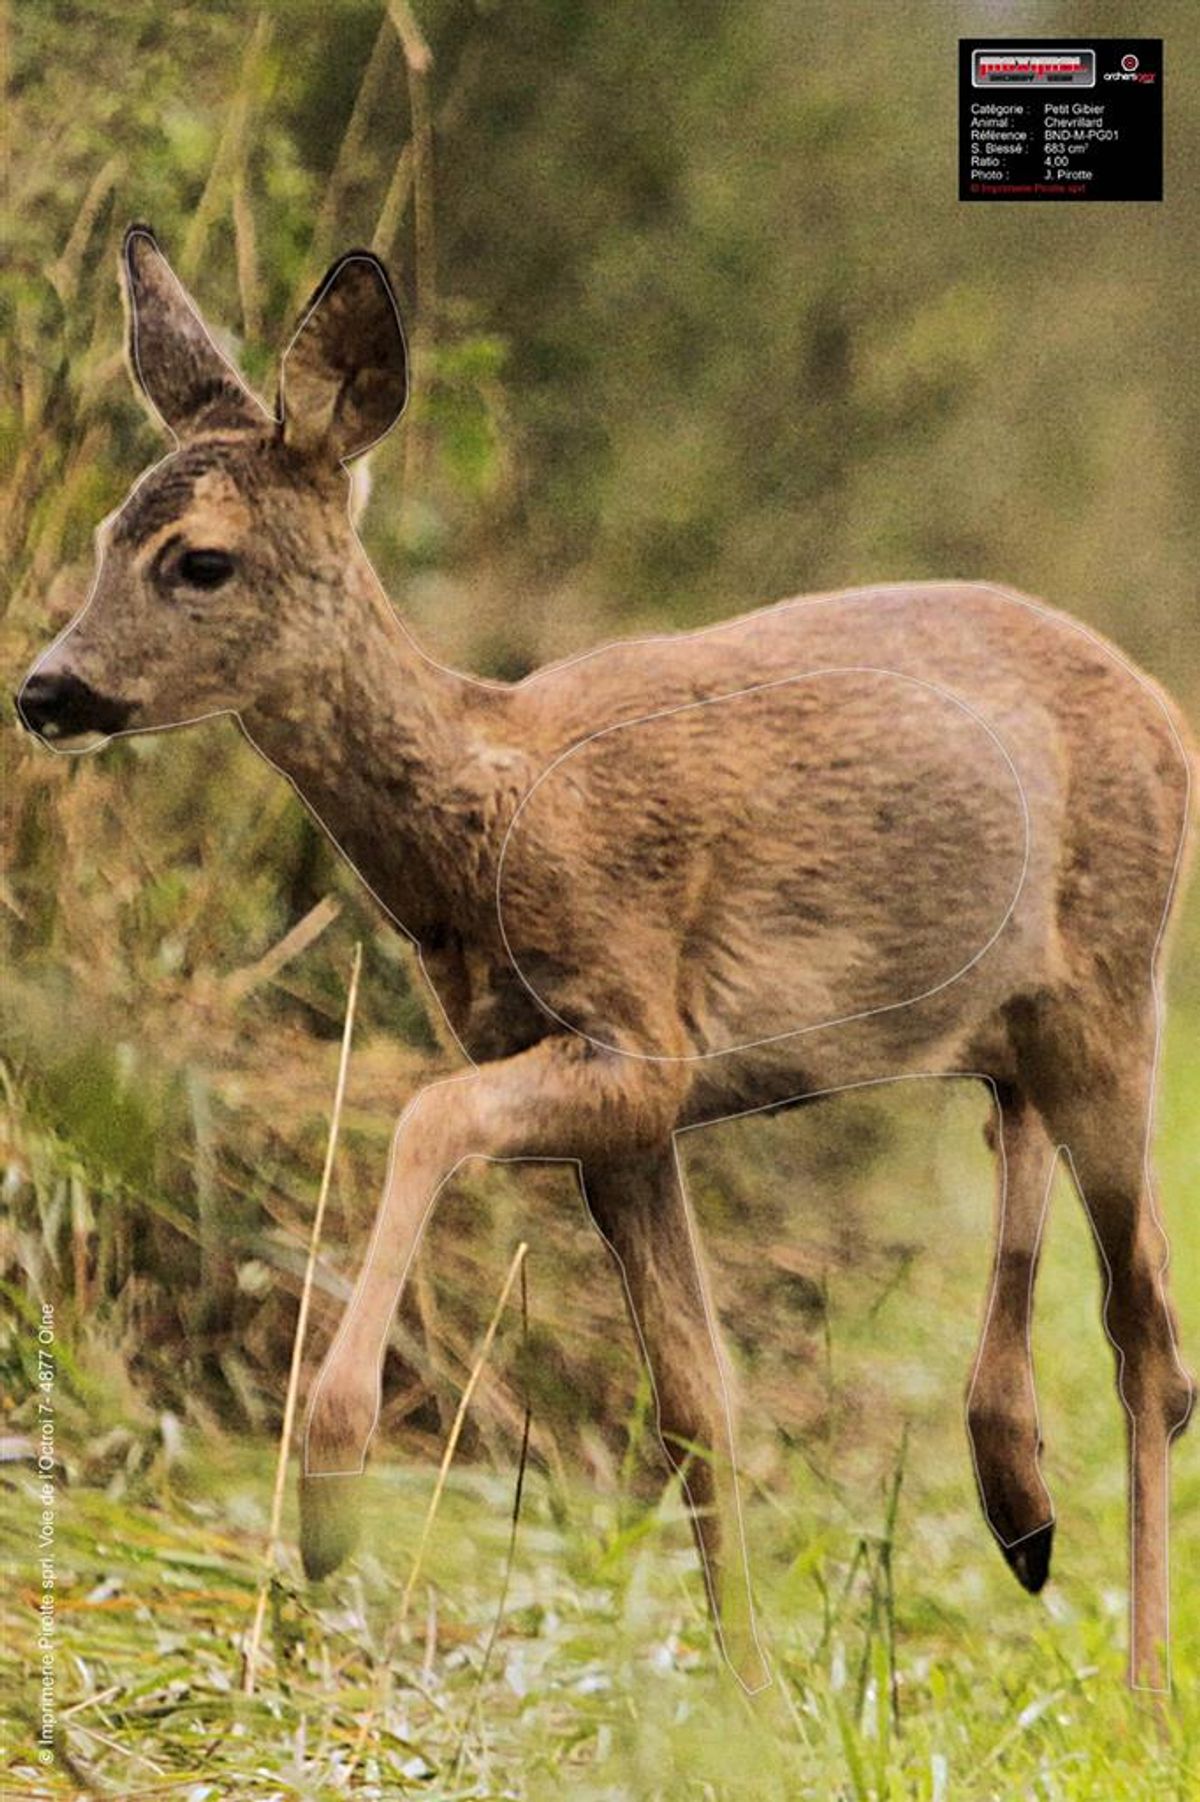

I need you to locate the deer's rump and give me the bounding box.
[496,665,1030,1060]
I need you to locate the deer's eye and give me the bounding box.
[177,548,235,590]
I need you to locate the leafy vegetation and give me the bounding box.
[2,0,1198,1794]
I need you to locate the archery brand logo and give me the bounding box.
[1106,51,1156,84]
[972,49,1095,89]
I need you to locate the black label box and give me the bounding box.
[959,39,1162,202]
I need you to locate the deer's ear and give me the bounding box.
[121,226,262,437]
[279,253,409,463]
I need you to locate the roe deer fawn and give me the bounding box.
[17,228,1195,1692]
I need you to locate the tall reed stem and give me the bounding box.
[241,941,363,1696]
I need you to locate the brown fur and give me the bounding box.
[18,231,1195,1692]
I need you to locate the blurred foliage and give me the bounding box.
[4,0,1199,663]
[1,0,1197,1518]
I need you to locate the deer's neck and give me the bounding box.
[244,583,513,943]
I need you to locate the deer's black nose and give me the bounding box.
[16,671,134,739]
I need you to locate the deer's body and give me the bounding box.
[18,233,1194,1693]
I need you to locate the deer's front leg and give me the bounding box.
[581,1149,770,1693]
[300,1035,687,1580]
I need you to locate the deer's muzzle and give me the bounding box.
[16,671,135,742]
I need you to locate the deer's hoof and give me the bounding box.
[299,1471,364,1581]
[1002,1520,1054,1594]
[726,1635,772,1696]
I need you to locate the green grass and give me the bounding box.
[1,1405,1197,1798]
[2,1007,1198,1798]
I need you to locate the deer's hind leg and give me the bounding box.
[1023,1003,1194,1690]
[967,1083,1058,1592]
[581,1147,769,1693]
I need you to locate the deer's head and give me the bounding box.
[17,227,408,748]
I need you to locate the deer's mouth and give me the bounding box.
[16,672,137,744]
